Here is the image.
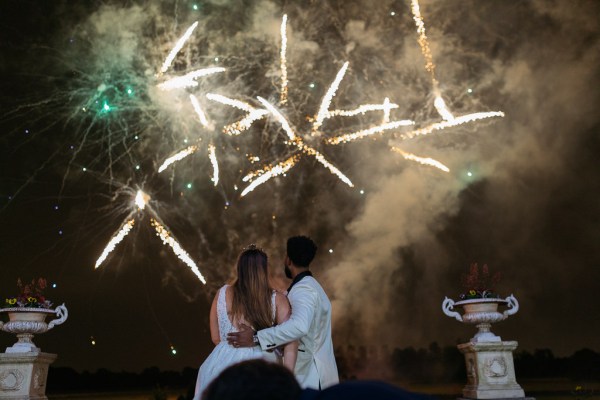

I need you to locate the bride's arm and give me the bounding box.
[275,292,298,371]
[209,291,220,345]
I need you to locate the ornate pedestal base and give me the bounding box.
[0,352,56,400]
[458,341,530,400]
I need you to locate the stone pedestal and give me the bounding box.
[0,352,56,400]
[458,341,528,399]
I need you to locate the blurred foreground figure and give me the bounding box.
[202,359,436,400]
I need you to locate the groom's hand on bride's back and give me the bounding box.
[227,323,255,348]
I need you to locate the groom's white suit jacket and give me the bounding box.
[257,275,339,389]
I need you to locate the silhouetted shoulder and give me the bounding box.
[300,380,437,400]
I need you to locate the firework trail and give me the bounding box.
[410,0,451,120]
[399,111,506,140]
[157,67,225,91]
[159,21,199,75]
[325,100,399,119]
[311,62,350,137]
[158,145,199,173]
[327,120,415,145]
[208,144,219,186]
[189,94,213,130]
[94,218,135,269]
[151,218,207,284]
[391,147,450,172]
[280,14,289,105]
[205,93,269,136]
[409,0,503,124]
[241,155,300,197]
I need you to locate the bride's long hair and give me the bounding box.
[230,245,273,331]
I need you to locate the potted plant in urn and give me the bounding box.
[442,263,519,343]
[0,278,68,353]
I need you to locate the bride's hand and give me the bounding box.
[227,324,255,348]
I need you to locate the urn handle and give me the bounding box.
[503,294,519,317]
[442,297,463,322]
[48,303,68,330]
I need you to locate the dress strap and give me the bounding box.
[271,290,277,324]
[217,285,228,321]
[216,285,234,339]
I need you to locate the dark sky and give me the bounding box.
[0,0,598,373]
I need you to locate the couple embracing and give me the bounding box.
[193,236,339,399]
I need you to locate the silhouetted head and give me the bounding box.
[287,236,317,268]
[202,359,301,400]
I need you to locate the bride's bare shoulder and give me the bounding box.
[274,291,291,307]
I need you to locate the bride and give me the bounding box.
[193,245,297,399]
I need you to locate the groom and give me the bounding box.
[227,236,339,390]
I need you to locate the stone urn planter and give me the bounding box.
[442,295,518,343]
[443,295,529,399]
[0,304,68,353]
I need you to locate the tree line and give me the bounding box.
[47,346,600,396]
[335,343,600,383]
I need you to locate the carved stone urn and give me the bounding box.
[0,304,68,353]
[442,295,519,343]
[442,295,530,399]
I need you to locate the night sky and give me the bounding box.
[0,0,599,373]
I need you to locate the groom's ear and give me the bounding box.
[285,256,291,266]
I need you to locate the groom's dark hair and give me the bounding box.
[287,236,317,268]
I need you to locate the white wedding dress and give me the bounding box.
[193,285,280,399]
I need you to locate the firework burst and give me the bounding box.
[207,15,416,196]
[387,0,504,169]
[95,189,206,284]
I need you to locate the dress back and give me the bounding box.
[217,284,276,341]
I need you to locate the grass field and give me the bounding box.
[405,379,600,400]
[47,379,600,400]
[49,393,185,400]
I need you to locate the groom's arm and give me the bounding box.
[256,282,317,350]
